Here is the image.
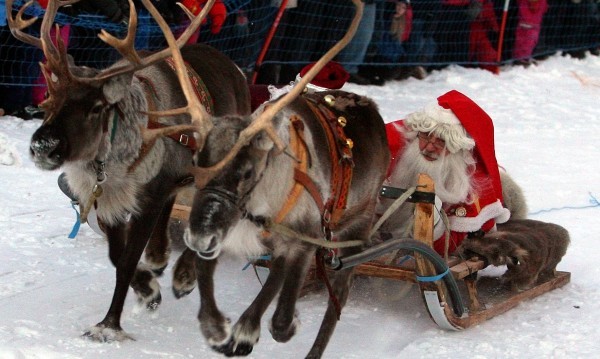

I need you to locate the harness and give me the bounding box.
[252,93,356,319]
[78,58,212,224]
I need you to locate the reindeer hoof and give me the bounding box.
[146,292,162,310]
[151,264,168,276]
[83,324,134,342]
[172,287,194,299]
[213,338,254,357]
[269,313,300,343]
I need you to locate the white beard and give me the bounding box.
[388,140,474,204]
[375,139,477,241]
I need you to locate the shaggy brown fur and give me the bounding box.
[500,171,529,220]
[458,219,569,291]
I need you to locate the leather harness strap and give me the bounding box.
[303,94,354,232]
[272,115,311,224]
[164,57,215,115]
[269,93,356,233]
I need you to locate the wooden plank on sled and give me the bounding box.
[440,271,571,329]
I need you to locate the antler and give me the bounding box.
[89,0,217,82]
[188,0,364,188]
[137,0,215,150]
[7,0,216,85]
[6,0,79,104]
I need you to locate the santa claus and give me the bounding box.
[378,90,511,257]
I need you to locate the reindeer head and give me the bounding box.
[6,0,216,170]
[182,0,364,259]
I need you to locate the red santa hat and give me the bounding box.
[436,90,504,203]
[405,90,504,203]
[295,61,349,92]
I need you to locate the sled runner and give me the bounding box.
[169,173,571,330]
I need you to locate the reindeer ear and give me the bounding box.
[102,73,134,104]
[252,129,275,152]
[251,111,285,152]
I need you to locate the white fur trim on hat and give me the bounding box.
[406,102,476,153]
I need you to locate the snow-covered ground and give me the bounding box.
[1,53,599,358]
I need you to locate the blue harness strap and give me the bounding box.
[68,201,81,239]
[242,254,272,271]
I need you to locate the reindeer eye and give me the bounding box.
[89,104,104,117]
[242,169,253,180]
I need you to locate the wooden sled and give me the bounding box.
[352,174,571,330]
[169,174,571,330]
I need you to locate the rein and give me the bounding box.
[245,93,359,320]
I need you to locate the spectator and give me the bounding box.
[513,0,548,64]
[0,0,42,116]
[403,0,441,79]
[468,0,499,72]
[262,0,349,84]
[70,0,130,24]
[435,0,477,64]
[377,90,510,257]
[336,0,379,85]
[380,0,413,63]
[180,0,228,44]
[372,0,417,81]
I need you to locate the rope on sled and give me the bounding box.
[369,185,418,238]
[529,192,599,215]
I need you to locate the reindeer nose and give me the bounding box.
[30,137,62,169]
[184,228,218,252]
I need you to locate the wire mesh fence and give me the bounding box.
[1,0,599,108]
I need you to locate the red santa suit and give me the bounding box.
[385,90,510,255]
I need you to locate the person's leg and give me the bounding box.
[336,2,376,75]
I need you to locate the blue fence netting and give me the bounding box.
[1,0,599,101]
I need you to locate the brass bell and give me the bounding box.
[345,138,354,149]
[337,116,347,127]
[324,95,336,106]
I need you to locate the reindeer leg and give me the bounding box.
[84,199,170,342]
[269,247,315,343]
[305,265,355,359]
[142,196,175,276]
[305,235,364,359]
[129,197,176,310]
[195,256,232,348]
[172,248,198,298]
[215,254,287,356]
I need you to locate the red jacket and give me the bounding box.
[385,120,510,255]
[181,0,227,34]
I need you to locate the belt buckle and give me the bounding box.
[179,133,189,146]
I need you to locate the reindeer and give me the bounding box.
[7,0,250,341]
[158,1,388,356]
[458,219,570,291]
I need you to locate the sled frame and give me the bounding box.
[352,173,571,330]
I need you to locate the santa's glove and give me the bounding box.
[209,0,227,34]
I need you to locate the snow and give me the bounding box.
[1,53,600,358]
